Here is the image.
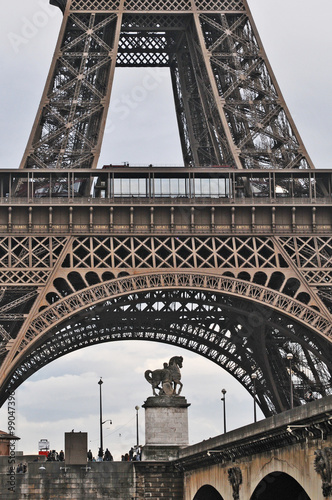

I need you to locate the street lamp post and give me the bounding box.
[135,406,140,448]
[221,389,227,434]
[251,373,257,423]
[98,378,104,454]
[286,353,294,409]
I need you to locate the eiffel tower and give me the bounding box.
[0,0,331,417]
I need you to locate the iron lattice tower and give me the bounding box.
[22,0,313,170]
[0,0,331,416]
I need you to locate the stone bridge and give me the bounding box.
[177,396,332,500]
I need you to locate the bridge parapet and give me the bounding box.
[177,395,332,467]
[178,396,332,500]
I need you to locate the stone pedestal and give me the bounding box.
[142,396,190,461]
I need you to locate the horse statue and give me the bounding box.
[145,356,183,396]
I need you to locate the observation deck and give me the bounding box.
[1,167,331,236]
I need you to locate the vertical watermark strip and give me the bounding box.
[7,392,16,492]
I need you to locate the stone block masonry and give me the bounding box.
[0,458,183,500]
[142,395,190,461]
[135,462,184,499]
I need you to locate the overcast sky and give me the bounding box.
[0,0,331,459]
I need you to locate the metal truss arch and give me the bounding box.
[20,272,332,345]
[1,272,331,413]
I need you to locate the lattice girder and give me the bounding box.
[69,0,246,12]
[21,11,120,169]
[20,0,313,169]
[0,228,331,410]
[53,234,332,315]
[0,232,331,325]
[2,284,331,414]
[199,12,310,169]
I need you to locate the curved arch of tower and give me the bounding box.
[0,270,331,414]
